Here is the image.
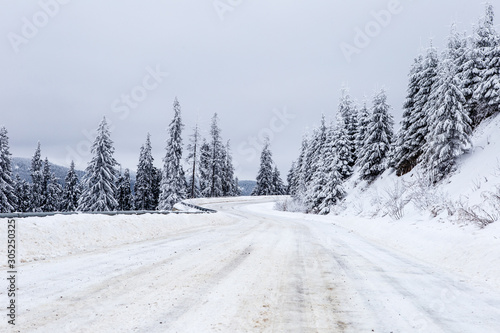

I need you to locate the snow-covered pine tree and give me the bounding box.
[286,161,297,195]
[473,4,500,122]
[355,100,370,159]
[186,124,201,199]
[338,88,358,168]
[293,136,310,198]
[208,113,225,197]
[222,140,237,196]
[234,176,241,196]
[359,89,394,181]
[158,98,187,210]
[61,160,80,211]
[0,127,16,213]
[421,58,472,183]
[116,168,134,211]
[30,142,44,212]
[271,166,286,195]
[134,134,156,210]
[406,44,439,170]
[303,115,328,190]
[41,158,62,212]
[78,117,119,212]
[393,55,424,176]
[199,138,212,197]
[152,166,161,208]
[14,174,30,212]
[334,113,354,180]
[473,3,500,125]
[252,137,275,196]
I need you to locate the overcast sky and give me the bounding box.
[0,0,494,180]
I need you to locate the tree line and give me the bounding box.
[288,3,500,214]
[0,98,240,213]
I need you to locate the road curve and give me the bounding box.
[5,197,500,332]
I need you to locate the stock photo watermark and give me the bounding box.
[7,0,71,54]
[339,0,405,64]
[65,65,168,167]
[213,0,244,21]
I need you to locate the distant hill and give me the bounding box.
[11,157,136,188]
[238,180,256,196]
[11,157,86,185]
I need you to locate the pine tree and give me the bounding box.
[355,101,370,157]
[199,139,212,197]
[293,136,310,198]
[186,124,201,199]
[472,3,500,124]
[393,55,424,175]
[116,168,134,211]
[158,97,187,210]
[13,174,30,212]
[78,117,119,212]
[0,127,16,213]
[41,158,62,212]
[208,113,224,197]
[359,90,394,181]
[134,134,156,210]
[338,88,358,167]
[286,161,297,195]
[252,137,275,196]
[30,142,44,212]
[234,176,241,196]
[303,115,328,188]
[271,166,286,195]
[152,167,162,209]
[407,44,440,171]
[62,161,80,211]
[422,59,472,183]
[222,140,237,196]
[334,113,353,180]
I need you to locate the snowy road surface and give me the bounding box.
[4,197,500,332]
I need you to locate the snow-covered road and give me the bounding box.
[4,197,500,332]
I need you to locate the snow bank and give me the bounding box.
[0,212,235,265]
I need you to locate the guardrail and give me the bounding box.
[0,202,216,219]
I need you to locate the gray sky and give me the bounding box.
[0,0,493,179]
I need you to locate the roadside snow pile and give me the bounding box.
[0,212,235,266]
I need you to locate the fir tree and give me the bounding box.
[252,137,274,196]
[151,167,162,209]
[78,117,119,212]
[42,158,62,212]
[208,113,224,197]
[134,134,156,210]
[359,90,394,181]
[186,124,201,199]
[30,142,44,212]
[355,101,370,157]
[422,59,472,183]
[222,140,237,196]
[158,97,187,210]
[14,174,30,213]
[234,177,241,196]
[334,113,353,180]
[271,166,286,195]
[0,127,16,213]
[286,161,297,195]
[472,3,500,123]
[199,139,212,197]
[338,88,358,167]
[116,168,134,211]
[62,161,80,212]
[393,55,424,175]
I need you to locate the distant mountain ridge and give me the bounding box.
[11,157,85,185]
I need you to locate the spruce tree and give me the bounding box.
[355,101,370,158]
[338,88,358,167]
[152,167,162,209]
[234,177,241,196]
[116,168,134,211]
[359,90,394,181]
[222,140,237,196]
[42,158,62,212]
[393,55,424,175]
[271,166,286,195]
[134,134,155,210]
[472,3,500,123]
[186,124,201,199]
[209,113,224,197]
[30,142,44,212]
[0,127,16,213]
[286,161,297,195]
[14,174,30,213]
[334,113,353,180]
[78,117,119,212]
[199,139,212,197]
[422,59,472,183]
[62,161,80,211]
[252,137,274,196]
[158,98,187,210]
